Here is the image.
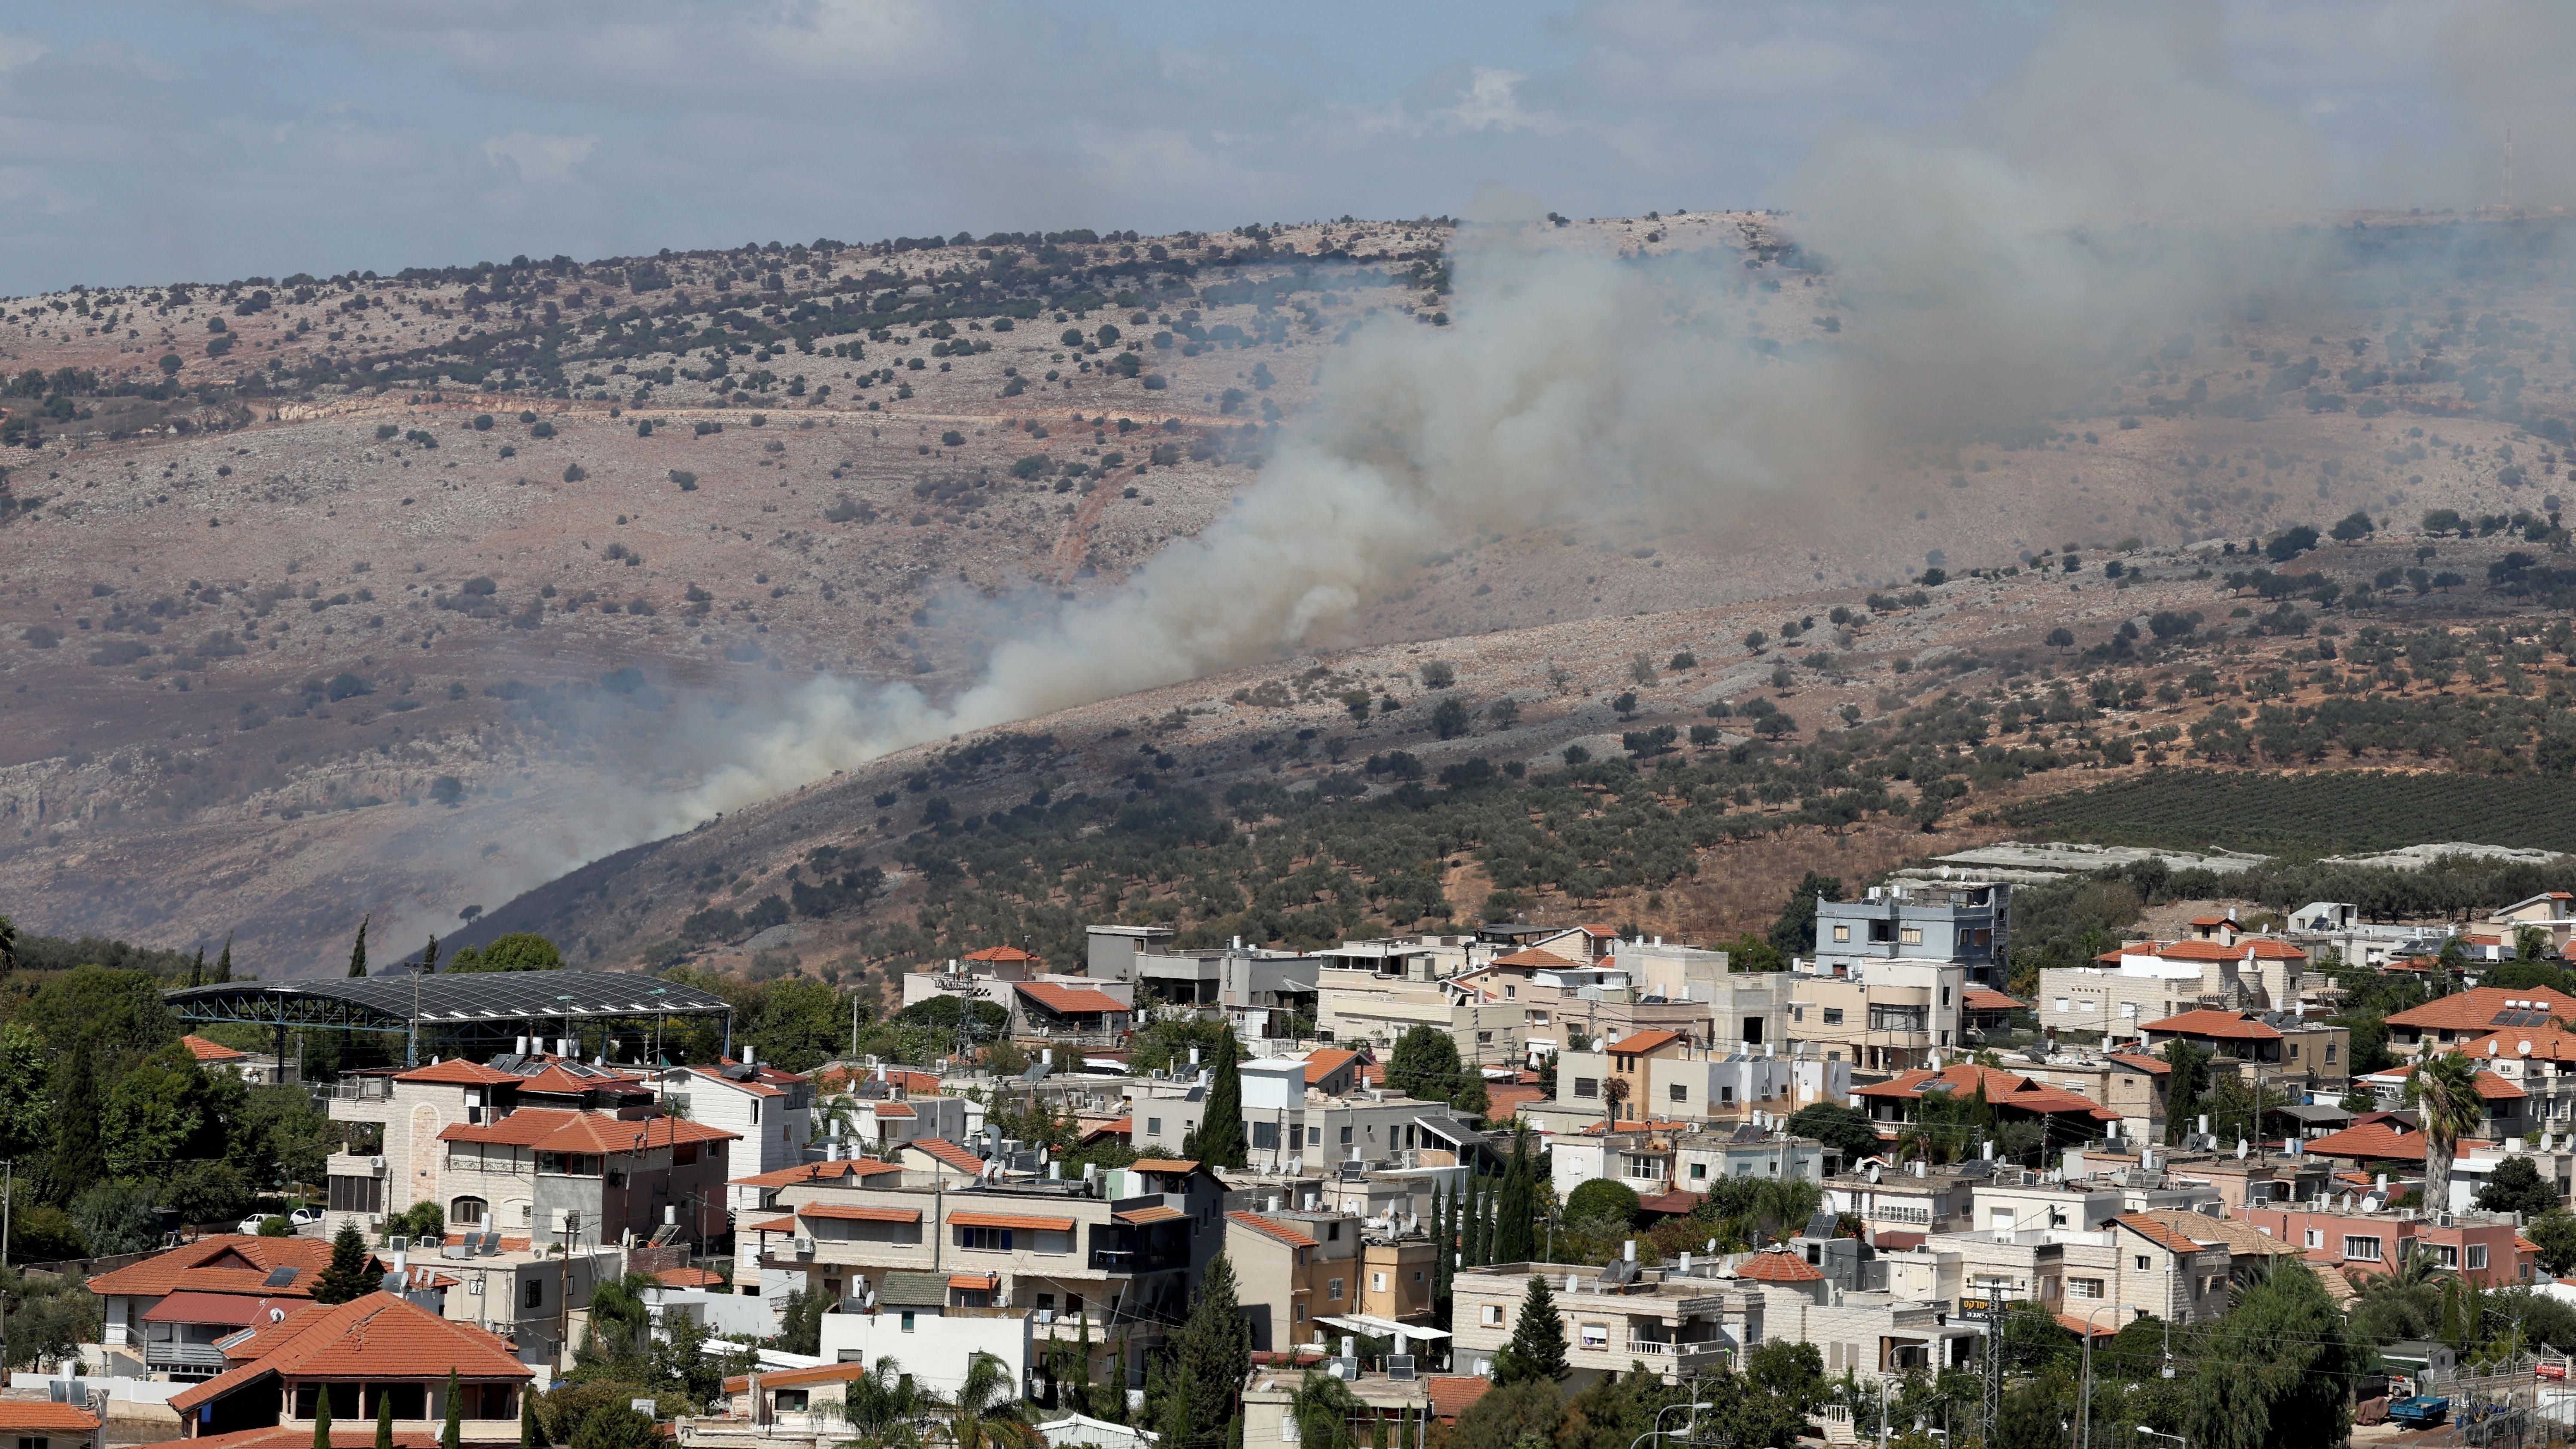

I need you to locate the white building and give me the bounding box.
[661,1058,815,1180]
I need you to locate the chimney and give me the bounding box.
[1680,1251,1693,1274]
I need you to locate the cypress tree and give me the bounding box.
[1160,1254,1250,1449]
[1489,1274,1569,1386]
[422,933,440,975]
[313,1385,335,1449]
[1190,1032,1248,1169]
[348,916,370,977]
[519,1383,544,1449]
[1465,1173,1489,1267]
[1493,1125,1539,1263]
[442,1369,462,1449]
[215,936,233,983]
[50,1036,103,1194]
[376,1389,394,1449]
[188,947,205,989]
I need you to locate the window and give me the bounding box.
[1372,1273,1387,1292]
[1253,1122,1279,1150]
[1147,1118,1162,1136]
[1413,1271,1425,1283]
[1504,986,1516,999]
[1574,1078,1600,1100]
[1477,1031,1493,1045]
[1671,1084,1689,1103]
[2134,1255,2151,1271]
[2055,998,2071,1015]
[1294,1305,1306,1322]
[1833,925,1851,943]
[1823,1009,1844,1027]
[1690,1163,1707,1180]
[1531,1011,1549,1026]
[959,1227,1015,1251]
[1482,1305,1503,1327]
[2289,1043,2299,1060]
[2344,1236,2383,1262]
[1340,1126,1355,1145]
[1901,927,1923,945]
[750,1100,761,1125]
[524,1279,545,1309]
[2068,1278,2103,1299]
[1719,1086,1735,1104]
[451,1197,487,1227]
[326,1175,383,1215]
[2326,1044,2338,1063]
[2468,1245,2488,1271]
[1580,1324,1609,1350]
[2430,1244,2459,1268]
[1327,1222,1341,1242]
[900,1311,916,1332]
[1328,1279,1344,1301]
[2305,1229,2324,1249]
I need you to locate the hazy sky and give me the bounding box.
[0,0,2562,294]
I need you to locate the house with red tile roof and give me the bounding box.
[2239,1202,2536,1288]
[0,1402,101,1449]
[2042,933,2312,1047]
[1007,981,1134,1043]
[2136,1009,2350,1085]
[89,1236,371,1377]
[164,1291,530,1442]
[653,1057,814,1180]
[1854,1064,2121,1142]
[2385,987,2576,1060]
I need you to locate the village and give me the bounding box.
[8,866,2576,1449]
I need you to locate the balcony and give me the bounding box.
[1088,1248,1186,1275]
[145,1342,231,1372]
[1622,1337,1732,1370]
[320,1078,394,1103]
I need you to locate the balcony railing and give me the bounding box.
[145,1342,231,1371]
[319,1079,394,1103]
[1622,1337,1731,1366]
[1088,1248,1186,1275]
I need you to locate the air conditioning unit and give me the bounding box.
[386,1236,409,1252]
[793,1237,816,1258]
[1033,1309,1055,1325]
[369,1155,388,1173]
[1385,1355,1416,1381]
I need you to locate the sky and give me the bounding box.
[0,0,2566,295]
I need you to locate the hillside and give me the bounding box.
[3,212,2573,971]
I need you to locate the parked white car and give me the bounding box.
[237,1207,325,1234]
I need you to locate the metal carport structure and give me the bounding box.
[164,969,735,1072]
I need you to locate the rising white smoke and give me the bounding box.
[618,0,2327,844]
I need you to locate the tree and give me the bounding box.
[49,1037,103,1197]
[378,1382,397,1449]
[1784,1103,1880,1165]
[844,1357,932,1447]
[0,1023,52,1163]
[103,1041,219,1176]
[2046,628,2075,652]
[2185,1261,2365,1449]
[314,1385,335,1449]
[1766,872,1842,958]
[2478,1154,2562,1218]
[1431,696,1471,739]
[1990,1379,2066,1449]
[2408,1050,2486,1211]
[1184,1032,1246,1169]
[522,1382,545,1449]
[70,1181,161,1255]
[950,1351,1041,1449]
[316,1222,377,1304]
[1157,1254,1250,1449]
[1288,1370,1364,1449]
[2331,510,2376,542]
[2162,1039,2212,1143]
[449,933,564,973]
[215,936,234,983]
[1563,1178,1642,1229]
[2530,1210,2576,1275]
[348,916,370,977]
[1492,1125,1539,1263]
[1385,1025,1467,1106]
[1489,1274,1568,1385]
[422,934,440,975]
[773,1287,825,1355]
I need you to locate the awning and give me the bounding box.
[1114,1205,1186,1225]
[142,1293,299,1327]
[948,1274,999,1293]
[796,1204,922,1224]
[1312,1313,1450,1341]
[949,1212,1074,1232]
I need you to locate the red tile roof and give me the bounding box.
[1609,1029,1685,1056]
[2140,1009,2283,1042]
[1014,982,1130,1015]
[2187,914,2239,928]
[1304,1048,1361,1084]
[655,1267,726,1289]
[2301,1119,2429,1162]
[743,1216,796,1234]
[1962,989,2027,1012]
[2113,1215,2206,1255]
[1737,1245,1825,1283]
[141,1292,315,1327]
[394,1058,520,1087]
[680,1064,787,1098]
[2108,1053,2173,1076]
[1484,1083,1547,1121]
[948,1273,1000,1293]
[169,1292,529,1414]
[515,1062,656,1098]
[904,1138,985,1175]
[871,1102,916,1118]
[1635,1189,1707,1217]
[1081,1117,1134,1142]
[437,1109,735,1154]
[1227,1211,1320,1249]
[0,1403,102,1432]
[722,1361,875,1394]
[964,945,1040,964]
[87,1236,343,1300]
[1130,1158,1203,1173]
[1491,947,1577,969]
[2388,987,2576,1034]
[1853,1064,2118,1121]
[1426,1377,1491,1424]
[183,1035,251,1063]
[1115,1204,1188,1225]
[2054,1313,2120,1339]
[730,1158,900,1190]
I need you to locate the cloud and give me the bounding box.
[0,30,47,72]
[1445,67,1560,134]
[482,129,598,186]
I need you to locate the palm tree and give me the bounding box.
[1753,1177,1824,1242]
[1288,1370,1364,1449]
[2407,1050,2486,1211]
[842,1357,933,1448]
[946,1352,1041,1449]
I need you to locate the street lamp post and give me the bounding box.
[1628,1400,1714,1449]
[2077,1303,2123,1449]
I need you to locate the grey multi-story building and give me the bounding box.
[1087,931,1319,1041]
[1813,880,2012,988]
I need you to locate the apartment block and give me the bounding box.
[2237,1203,2536,1288]
[1785,959,1966,1071]
[1450,1262,1745,1387]
[1814,880,2011,989]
